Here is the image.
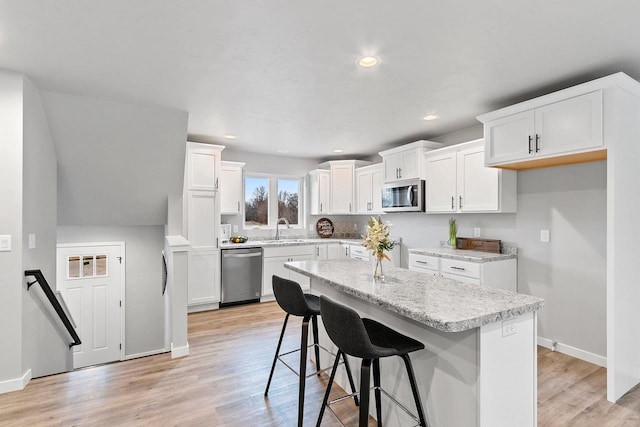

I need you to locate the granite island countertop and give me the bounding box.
[408,247,517,263]
[220,238,363,249]
[285,259,543,333]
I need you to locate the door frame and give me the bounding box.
[57,241,126,361]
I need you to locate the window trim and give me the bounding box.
[243,173,304,230]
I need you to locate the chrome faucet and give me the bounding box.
[275,217,290,240]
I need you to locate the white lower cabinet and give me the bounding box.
[408,252,516,292]
[188,249,220,307]
[316,243,342,260]
[262,245,315,299]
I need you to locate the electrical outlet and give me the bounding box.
[473,227,481,237]
[502,319,518,337]
[540,229,550,243]
[232,225,239,233]
[0,235,10,251]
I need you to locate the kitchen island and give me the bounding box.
[285,259,543,427]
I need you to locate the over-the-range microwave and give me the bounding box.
[381,179,425,212]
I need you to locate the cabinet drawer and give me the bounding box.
[442,272,481,285]
[349,245,369,258]
[440,258,480,279]
[408,254,439,272]
[263,245,315,258]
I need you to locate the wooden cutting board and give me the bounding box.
[456,237,501,253]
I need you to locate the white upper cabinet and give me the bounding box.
[331,163,355,214]
[483,91,603,168]
[309,169,331,215]
[187,143,224,191]
[356,164,384,214]
[379,140,443,182]
[220,161,244,215]
[425,140,517,213]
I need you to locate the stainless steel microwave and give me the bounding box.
[381,179,425,212]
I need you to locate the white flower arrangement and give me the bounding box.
[363,216,395,261]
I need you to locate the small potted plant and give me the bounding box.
[449,217,457,248]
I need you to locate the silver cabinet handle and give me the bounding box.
[451,196,454,210]
[216,237,219,249]
[237,201,240,212]
[535,134,540,153]
[528,135,533,154]
[320,202,323,212]
[349,203,352,212]
[398,167,402,179]
[416,260,428,264]
[215,177,219,190]
[451,266,466,271]
[459,196,462,209]
[316,247,319,256]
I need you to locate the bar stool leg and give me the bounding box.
[311,315,321,376]
[265,313,290,396]
[316,349,342,427]
[401,354,428,427]
[342,353,360,406]
[359,359,372,427]
[298,315,311,427]
[372,359,382,427]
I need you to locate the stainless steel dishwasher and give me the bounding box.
[220,247,263,307]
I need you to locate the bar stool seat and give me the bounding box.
[264,276,358,427]
[317,295,429,427]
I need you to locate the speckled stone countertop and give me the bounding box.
[408,248,516,263]
[285,260,543,333]
[220,238,362,249]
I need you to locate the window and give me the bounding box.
[244,174,303,229]
[67,254,108,279]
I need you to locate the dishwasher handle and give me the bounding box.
[223,252,262,259]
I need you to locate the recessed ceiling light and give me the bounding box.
[277,149,289,154]
[224,134,237,140]
[357,56,379,68]
[423,114,439,121]
[333,149,344,153]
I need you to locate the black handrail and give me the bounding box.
[25,269,82,349]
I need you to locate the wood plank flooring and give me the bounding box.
[0,302,639,426]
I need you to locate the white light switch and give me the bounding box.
[474,227,481,237]
[0,235,11,251]
[29,233,36,249]
[540,229,550,243]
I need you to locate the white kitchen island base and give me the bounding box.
[285,260,542,427]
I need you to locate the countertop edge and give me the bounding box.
[408,248,517,263]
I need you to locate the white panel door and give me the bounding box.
[262,256,289,298]
[331,164,354,214]
[399,149,420,180]
[318,171,331,214]
[187,191,217,248]
[188,148,218,191]
[425,152,457,213]
[356,170,372,214]
[57,243,123,369]
[220,163,243,214]
[371,166,384,213]
[384,153,402,182]
[188,249,220,305]
[457,146,499,212]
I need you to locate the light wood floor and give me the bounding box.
[1,302,639,426]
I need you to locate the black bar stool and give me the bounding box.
[317,295,428,427]
[264,275,358,427]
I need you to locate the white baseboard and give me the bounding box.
[0,369,32,395]
[124,348,169,360]
[538,336,607,367]
[171,342,189,359]
[187,302,219,313]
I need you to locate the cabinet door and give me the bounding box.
[187,191,218,248]
[370,167,384,213]
[356,170,372,214]
[315,245,328,260]
[327,244,342,260]
[425,152,457,213]
[534,90,603,157]
[331,164,354,214]
[262,256,289,298]
[220,163,243,214]
[318,171,331,214]
[187,148,219,191]
[457,146,499,212]
[290,254,315,291]
[399,149,420,180]
[485,110,535,166]
[339,244,350,259]
[384,153,402,182]
[188,249,220,305]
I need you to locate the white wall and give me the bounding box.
[21,77,72,378]
[0,70,25,385]
[57,226,166,357]
[41,91,188,226]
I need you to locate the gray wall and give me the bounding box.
[21,77,72,377]
[57,226,166,357]
[517,161,606,357]
[42,91,188,226]
[0,70,25,383]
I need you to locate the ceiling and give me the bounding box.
[2,0,640,160]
